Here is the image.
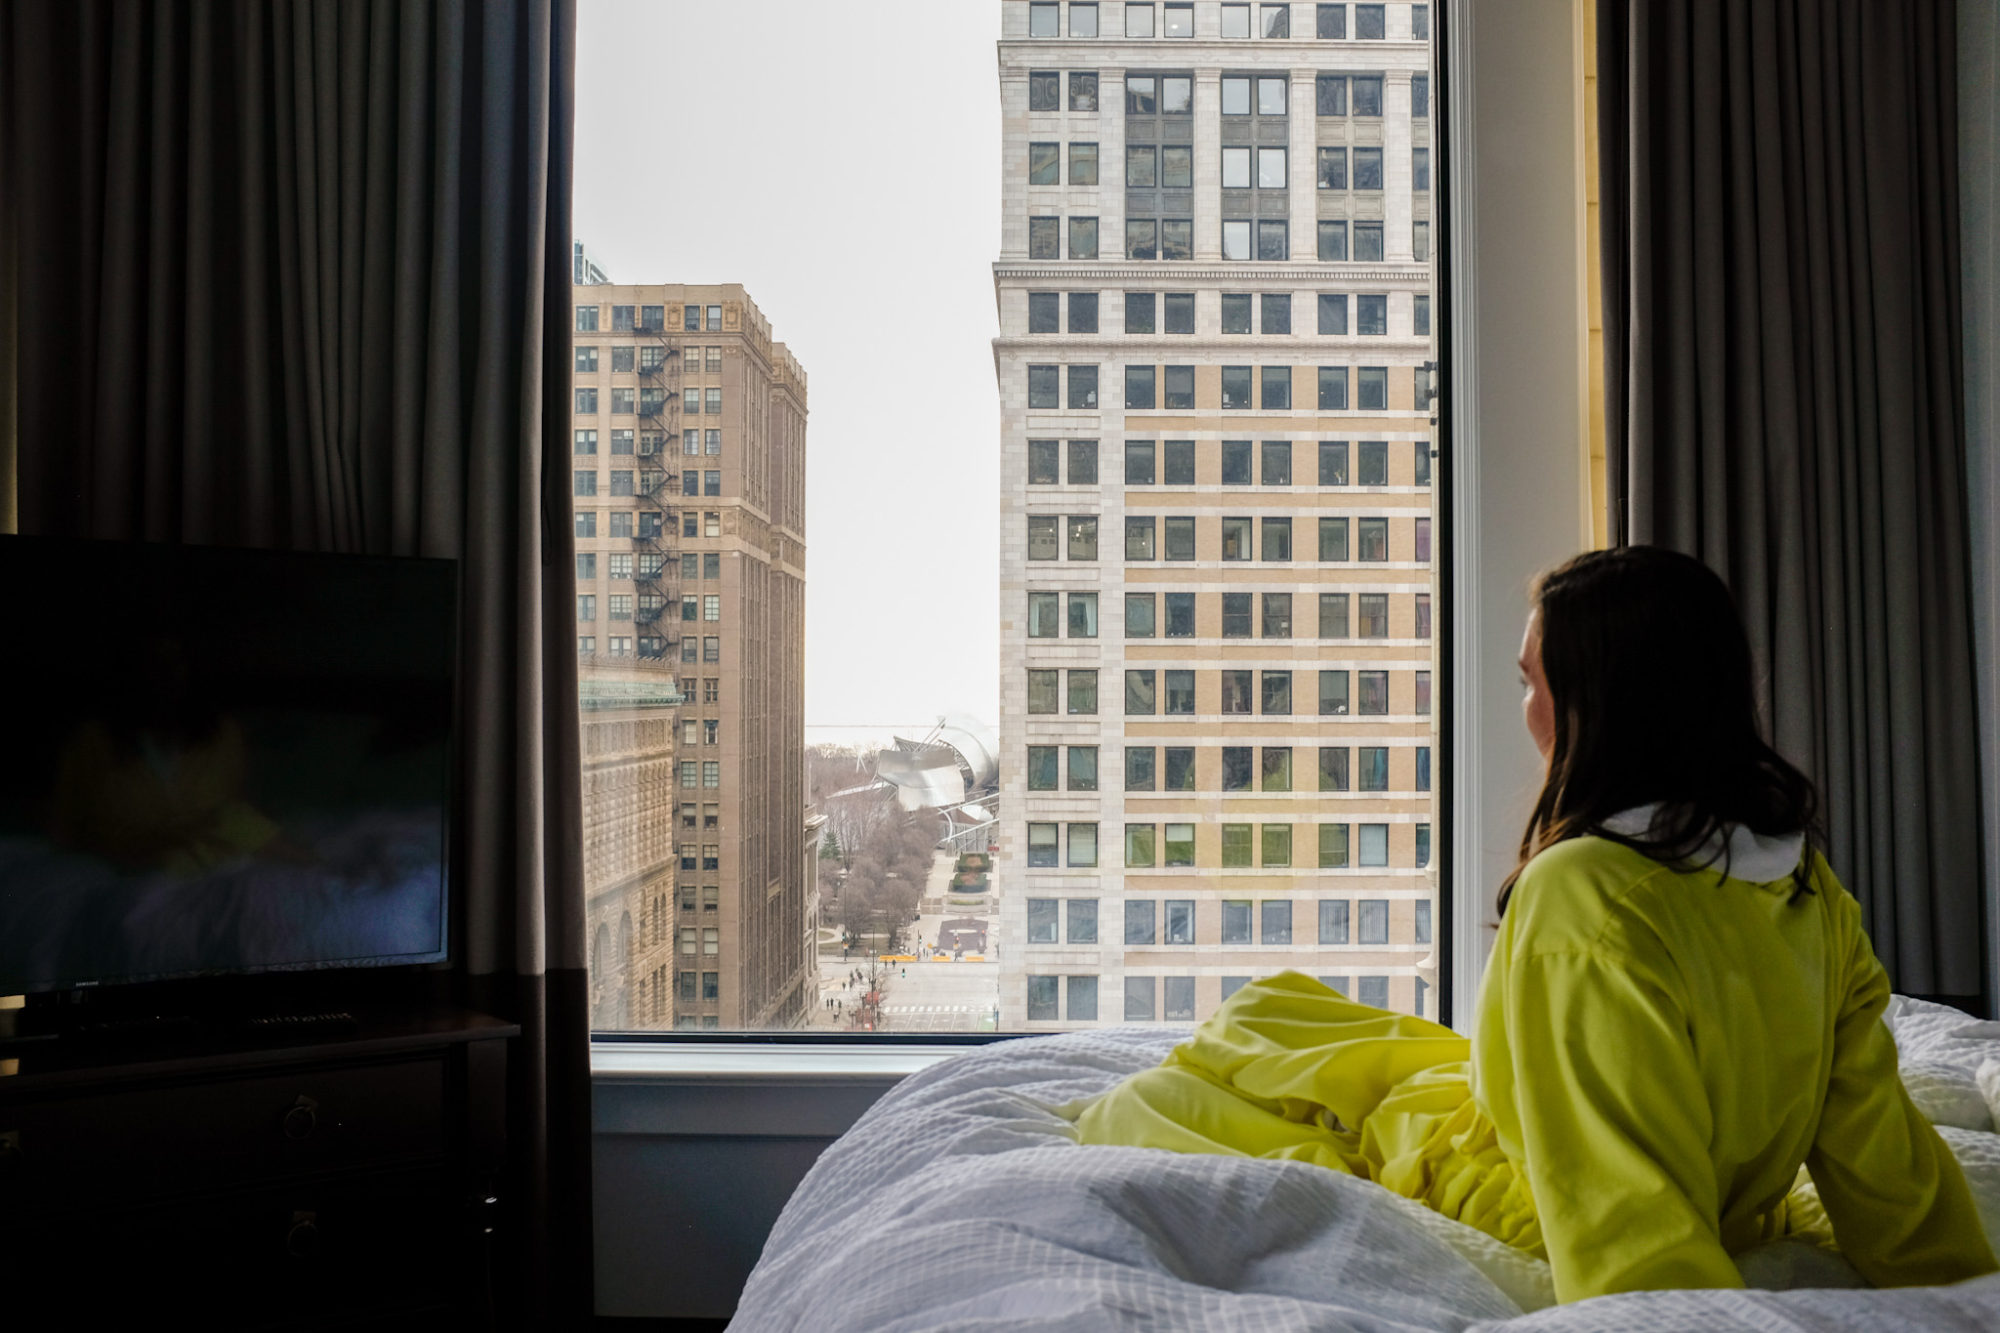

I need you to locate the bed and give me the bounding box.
[731,996,2000,1331]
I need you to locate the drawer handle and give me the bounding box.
[286,1210,320,1259]
[282,1095,319,1141]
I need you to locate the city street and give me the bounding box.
[809,848,1000,1032]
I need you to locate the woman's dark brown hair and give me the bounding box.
[1496,546,1821,915]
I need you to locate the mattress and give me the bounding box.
[730,995,2000,1331]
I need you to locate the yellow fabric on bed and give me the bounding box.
[1074,836,1998,1303]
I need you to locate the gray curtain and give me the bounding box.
[1600,0,1984,1002]
[1,0,591,1316]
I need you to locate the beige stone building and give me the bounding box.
[995,0,1436,1029]
[571,282,812,1030]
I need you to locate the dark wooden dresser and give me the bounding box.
[0,1008,516,1329]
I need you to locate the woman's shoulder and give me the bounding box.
[1508,836,1681,957]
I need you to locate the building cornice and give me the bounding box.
[992,264,1430,282]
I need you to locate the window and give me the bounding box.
[1221,824,1253,868]
[1416,669,1432,715]
[1124,669,1156,716]
[1317,5,1346,40]
[1125,592,1156,638]
[1262,516,1292,561]
[1262,3,1290,37]
[1125,517,1156,561]
[1069,898,1099,943]
[1216,896,1248,940]
[1357,294,1387,335]
[1261,747,1292,792]
[1027,823,1059,868]
[1125,900,1156,946]
[1163,294,1195,335]
[1128,145,1157,188]
[1125,3,1154,38]
[1028,365,1059,409]
[1029,292,1059,333]
[1354,220,1384,261]
[1222,591,1252,637]
[1415,518,1432,563]
[1319,823,1350,868]
[1069,142,1099,185]
[1358,439,1388,485]
[576,387,599,414]
[1071,3,1099,37]
[1353,146,1383,191]
[1413,5,1430,41]
[1125,977,1156,1022]
[1359,746,1389,792]
[1318,366,1348,410]
[1165,899,1195,945]
[1027,976,1059,1021]
[1029,439,1061,485]
[1358,899,1389,945]
[1359,824,1389,868]
[1163,515,1196,559]
[1358,517,1388,561]
[576,595,596,622]
[1320,744,1350,792]
[1261,592,1291,638]
[1163,976,1195,1021]
[1414,219,1431,262]
[1164,821,1195,864]
[1319,516,1349,561]
[1319,669,1350,715]
[1027,515,1060,560]
[1068,365,1099,409]
[1028,591,1059,638]
[1163,3,1193,37]
[1068,668,1098,714]
[1163,669,1195,716]
[1125,365,1156,409]
[1320,899,1350,944]
[1028,669,1059,714]
[1126,293,1156,334]
[575,429,599,455]
[1318,293,1347,336]
[1358,667,1389,714]
[1029,216,1059,259]
[1068,514,1098,559]
[577,553,597,580]
[574,470,598,497]
[1070,72,1099,111]
[1069,975,1099,1020]
[1030,142,1060,185]
[1414,146,1430,192]
[1358,976,1389,1010]
[1261,670,1292,715]
[1027,898,1060,943]
[1355,4,1385,39]
[1164,592,1195,637]
[1067,592,1098,637]
[1222,3,1250,37]
[1125,746,1156,791]
[1416,824,1432,869]
[1163,365,1194,410]
[574,511,596,539]
[1070,216,1099,258]
[1357,366,1388,411]
[1222,366,1253,409]
[575,304,599,332]
[1416,745,1431,792]
[1261,899,1293,942]
[1221,674,1253,718]
[575,346,598,373]
[1261,366,1292,409]
[1125,824,1157,868]
[1415,294,1431,337]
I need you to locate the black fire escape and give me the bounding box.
[635,319,681,660]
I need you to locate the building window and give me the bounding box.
[1353,146,1383,191]
[1318,366,1348,410]
[1262,592,1292,638]
[1164,899,1195,945]
[1163,365,1194,410]
[1067,591,1099,637]
[1354,220,1384,261]
[1069,141,1099,185]
[1068,365,1099,409]
[1358,667,1388,712]
[1126,823,1157,868]
[1029,439,1061,485]
[1028,365,1060,410]
[1068,216,1099,259]
[1027,976,1059,1021]
[1359,824,1389,867]
[575,305,599,332]
[1027,823,1059,868]
[1415,294,1431,337]
[1029,292,1059,333]
[1069,898,1099,944]
[1221,366,1253,410]
[576,595,597,622]
[1357,294,1387,335]
[1320,744,1350,793]
[1163,976,1196,1021]
[1028,592,1059,639]
[1317,4,1346,40]
[1068,668,1098,714]
[1358,898,1390,945]
[1068,974,1099,1020]
[1318,219,1348,261]
[1221,824,1253,868]
[1359,745,1390,792]
[1069,291,1099,333]
[1319,823,1350,868]
[1028,669,1059,715]
[1319,516,1350,562]
[1261,366,1292,409]
[1261,669,1292,715]
[1320,899,1350,945]
[1126,365,1157,410]
[1262,516,1293,561]
[1163,591,1195,637]
[1125,900,1156,946]
[1029,1,1058,36]
[1262,748,1293,793]
[1414,146,1430,192]
[1221,900,1252,945]
[1125,669,1156,716]
[1125,747,1156,791]
[1413,5,1430,41]
[1355,4,1385,39]
[1029,70,1059,111]
[1357,366,1388,410]
[1125,976,1156,1022]
[1030,216,1060,259]
[1261,899,1293,942]
[1030,142,1060,185]
[1319,669,1350,716]
[1125,2,1154,37]
[1164,821,1195,866]
[1027,899,1059,944]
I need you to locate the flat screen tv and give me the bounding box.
[0,537,456,994]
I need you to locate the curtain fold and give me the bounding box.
[4,0,589,1316]
[1600,0,1984,1002]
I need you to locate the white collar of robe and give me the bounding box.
[1599,804,1807,885]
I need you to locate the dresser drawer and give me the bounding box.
[0,1055,448,1207]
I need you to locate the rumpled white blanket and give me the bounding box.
[730,996,2000,1331]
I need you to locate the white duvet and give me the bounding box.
[731,996,2000,1331]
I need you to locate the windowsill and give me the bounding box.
[590,1040,974,1082]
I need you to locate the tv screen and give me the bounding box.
[0,537,455,992]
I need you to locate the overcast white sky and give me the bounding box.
[575,1,1004,742]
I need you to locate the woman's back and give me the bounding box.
[1475,823,1993,1301]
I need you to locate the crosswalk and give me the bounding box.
[883,1004,985,1015]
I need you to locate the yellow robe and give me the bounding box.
[1073,836,1998,1303]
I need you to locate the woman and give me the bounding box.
[1074,546,1997,1303]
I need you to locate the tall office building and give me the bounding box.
[995,0,1436,1028]
[572,284,812,1030]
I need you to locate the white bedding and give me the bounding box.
[731,996,2000,1331]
